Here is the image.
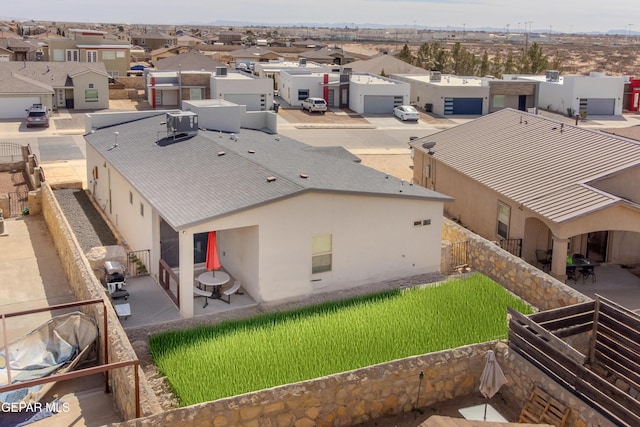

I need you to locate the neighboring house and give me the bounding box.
[155,51,225,72]
[291,39,326,49]
[410,108,640,280]
[348,54,426,76]
[253,59,335,92]
[84,109,451,318]
[298,47,356,65]
[210,68,274,111]
[46,29,130,78]
[0,61,109,117]
[504,71,625,117]
[218,31,243,45]
[146,69,211,107]
[176,35,203,48]
[149,46,191,63]
[0,38,42,61]
[391,72,538,116]
[229,46,281,68]
[130,31,176,52]
[279,69,410,114]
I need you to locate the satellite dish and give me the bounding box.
[422,141,436,150]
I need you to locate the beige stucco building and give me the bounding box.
[46,29,130,78]
[411,108,640,281]
[85,109,451,319]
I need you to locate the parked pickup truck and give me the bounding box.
[301,97,327,114]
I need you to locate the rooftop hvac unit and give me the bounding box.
[430,71,442,82]
[299,58,307,66]
[165,111,198,139]
[545,70,560,82]
[216,66,228,77]
[342,67,352,75]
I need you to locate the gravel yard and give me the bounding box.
[52,188,117,253]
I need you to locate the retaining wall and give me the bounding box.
[442,218,591,311]
[40,184,161,420]
[112,341,613,427]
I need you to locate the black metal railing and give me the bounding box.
[451,240,469,269]
[0,142,22,162]
[7,191,29,217]
[127,249,150,277]
[499,238,522,258]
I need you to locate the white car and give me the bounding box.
[394,105,420,121]
[301,97,327,114]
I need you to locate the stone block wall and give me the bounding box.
[40,184,161,420]
[111,341,615,427]
[442,218,591,311]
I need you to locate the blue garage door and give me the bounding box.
[444,98,483,115]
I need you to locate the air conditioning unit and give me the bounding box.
[216,66,228,77]
[430,71,442,82]
[299,58,307,66]
[166,111,198,139]
[342,67,352,75]
[545,70,560,82]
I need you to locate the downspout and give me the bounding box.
[178,65,182,108]
[151,75,156,109]
[323,73,328,104]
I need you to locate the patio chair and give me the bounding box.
[220,281,243,304]
[566,266,577,283]
[579,265,596,283]
[536,250,551,272]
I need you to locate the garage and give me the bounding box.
[444,98,483,115]
[586,98,615,115]
[363,95,396,114]
[223,94,265,111]
[0,96,41,119]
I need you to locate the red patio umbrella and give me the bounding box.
[205,231,221,273]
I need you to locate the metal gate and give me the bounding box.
[7,191,29,217]
[499,238,522,258]
[451,240,469,269]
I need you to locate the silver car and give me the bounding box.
[394,105,419,121]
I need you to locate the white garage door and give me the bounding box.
[363,95,396,114]
[224,94,265,111]
[0,97,41,119]
[586,98,615,115]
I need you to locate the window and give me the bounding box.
[190,88,202,100]
[102,51,115,60]
[85,89,99,102]
[497,201,510,239]
[86,50,97,62]
[312,234,332,274]
[65,49,79,62]
[116,51,125,58]
[298,89,309,101]
[53,49,64,61]
[493,95,506,108]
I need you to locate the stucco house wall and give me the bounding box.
[71,70,109,110]
[278,71,326,107]
[348,75,410,114]
[210,74,274,111]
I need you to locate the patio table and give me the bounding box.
[197,271,230,299]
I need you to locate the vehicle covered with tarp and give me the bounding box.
[0,312,98,404]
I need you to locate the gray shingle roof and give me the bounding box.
[86,115,450,230]
[155,52,225,71]
[0,62,107,92]
[410,108,640,223]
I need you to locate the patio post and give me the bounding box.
[550,236,570,281]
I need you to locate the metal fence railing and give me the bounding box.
[499,238,522,258]
[451,240,469,269]
[127,249,150,277]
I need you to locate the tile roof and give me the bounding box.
[0,61,108,92]
[348,55,426,75]
[410,108,640,223]
[86,114,450,230]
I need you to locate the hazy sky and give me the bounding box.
[2,0,636,33]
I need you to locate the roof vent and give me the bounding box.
[248,149,255,154]
[299,58,307,66]
[217,151,225,156]
[266,176,276,182]
[299,173,309,179]
[430,71,441,82]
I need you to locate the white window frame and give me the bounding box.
[497,201,511,240]
[102,50,115,60]
[312,234,332,274]
[86,50,98,62]
[189,88,202,100]
[65,49,79,62]
[53,49,64,61]
[493,94,506,108]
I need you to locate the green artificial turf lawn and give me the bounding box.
[149,274,532,406]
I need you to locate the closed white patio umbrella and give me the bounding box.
[479,350,508,420]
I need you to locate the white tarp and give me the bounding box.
[0,312,98,404]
